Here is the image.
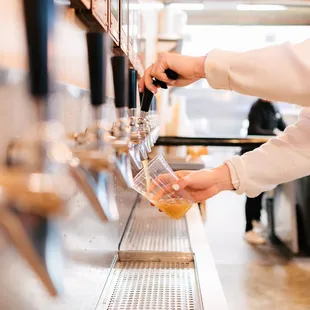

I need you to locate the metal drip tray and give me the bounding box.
[120,200,191,253]
[96,200,227,310]
[96,261,202,310]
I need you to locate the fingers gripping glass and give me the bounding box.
[133,154,194,219]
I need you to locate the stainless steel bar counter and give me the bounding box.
[0,2,227,307]
[0,187,227,309]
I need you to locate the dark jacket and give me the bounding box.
[241,99,286,155]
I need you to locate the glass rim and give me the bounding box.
[133,153,170,182]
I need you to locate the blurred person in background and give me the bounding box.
[139,39,310,223]
[241,99,286,245]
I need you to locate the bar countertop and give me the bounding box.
[156,135,272,147]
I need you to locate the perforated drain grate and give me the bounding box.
[120,201,191,253]
[97,261,202,310]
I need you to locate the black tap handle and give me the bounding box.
[128,69,137,109]
[140,68,178,112]
[22,0,54,98]
[86,32,108,107]
[140,87,154,113]
[165,69,179,80]
[154,69,179,89]
[139,92,144,106]
[111,56,128,108]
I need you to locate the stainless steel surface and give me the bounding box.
[93,106,103,122]
[0,181,138,309]
[111,107,133,188]
[128,112,143,171]
[0,210,113,310]
[113,151,133,188]
[120,198,191,253]
[97,261,203,310]
[0,208,59,297]
[128,145,142,172]
[34,97,48,123]
[0,230,115,310]
[273,182,299,253]
[140,111,147,119]
[70,145,120,222]
[150,126,160,144]
[3,0,105,294]
[2,0,82,290]
[148,133,154,148]
[128,109,135,118]
[138,142,148,160]
[92,169,120,221]
[115,107,128,120]
[137,116,152,153]
[2,119,115,293]
[115,199,227,309]
[70,130,120,221]
[144,136,152,153]
[69,165,109,222]
[92,107,105,142]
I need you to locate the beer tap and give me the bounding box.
[149,96,160,144]
[138,69,178,152]
[0,0,74,296]
[7,4,112,225]
[128,68,143,171]
[110,56,133,188]
[137,85,154,153]
[71,32,119,222]
[136,91,149,161]
[134,92,150,161]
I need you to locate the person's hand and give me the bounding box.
[150,170,193,201]
[172,165,234,202]
[150,164,234,204]
[138,53,206,94]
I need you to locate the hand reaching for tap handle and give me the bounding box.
[138,53,206,94]
[142,40,310,208]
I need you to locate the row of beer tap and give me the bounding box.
[0,0,161,297]
[68,31,159,223]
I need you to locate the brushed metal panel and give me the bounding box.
[120,198,191,253]
[97,261,202,310]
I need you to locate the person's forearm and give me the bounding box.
[212,164,234,192]
[204,40,310,107]
[225,108,310,197]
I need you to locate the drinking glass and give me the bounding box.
[132,154,194,219]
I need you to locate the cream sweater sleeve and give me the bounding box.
[205,40,310,107]
[225,108,310,197]
[204,40,310,197]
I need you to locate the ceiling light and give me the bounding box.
[170,3,204,11]
[236,4,288,11]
